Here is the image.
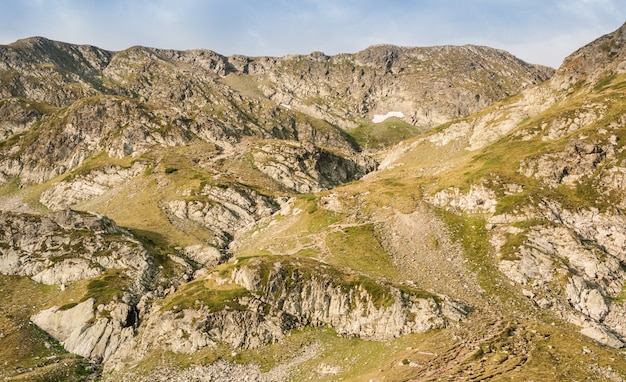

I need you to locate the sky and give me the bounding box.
[1,0,625,68]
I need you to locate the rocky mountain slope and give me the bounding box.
[2,23,626,381]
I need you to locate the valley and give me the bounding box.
[0,22,625,381]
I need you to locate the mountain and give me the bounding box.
[0,22,625,380]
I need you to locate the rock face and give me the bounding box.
[40,162,148,210]
[0,209,153,287]
[491,203,626,348]
[31,299,96,344]
[230,257,466,340]
[425,22,626,348]
[31,299,137,361]
[429,183,498,214]
[251,141,377,193]
[163,183,280,249]
[104,256,467,370]
[238,44,554,129]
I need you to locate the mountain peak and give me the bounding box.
[557,21,626,83]
[10,36,53,46]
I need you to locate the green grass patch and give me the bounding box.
[58,301,79,311]
[363,178,420,214]
[295,248,320,258]
[164,166,178,174]
[61,151,138,181]
[221,73,265,98]
[234,326,451,380]
[495,192,532,215]
[436,209,527,311]
[594,72,617,91]
[0,177,22,198]
[82,269,130,307]
[161,279,251,313]
[326,224,397,280]
[347,118,421,150]
[500,232,527,261]
[340,274,395,307]
[300,202,341,233]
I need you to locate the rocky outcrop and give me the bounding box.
[433,180,626,348]
[429,183,498,214]
[182,244,224,267]
[40,162,147,210]
[0,209,154,288]
[0,95,190,184]
[230,257,467,340]
[519,135,619,186]
[31,299,96,354]
[31,299,137,361]
[1,208,179,364]
[163,184,280,249]
[252,141,377,193]
[16,210,193,363]
[103,256,467,369]
[0,97,43,139]
[141,300,286,352]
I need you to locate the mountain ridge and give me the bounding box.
[2,23,626,381]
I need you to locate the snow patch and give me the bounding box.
[280,103,292,110]
[372,111,404,123]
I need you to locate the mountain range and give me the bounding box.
[0,21,625,381]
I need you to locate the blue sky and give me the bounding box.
[1,0,625,68]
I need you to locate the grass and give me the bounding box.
[499,231,527,261]
[325,223,397,280]
[367,177,421,214]
[347,118,422,150]
[82,269,130,307]
[296,198,342,234]
[161,277,251,313]
[435,209,530,313]
[164,166,178,174]
[244,327,453,381]
[104,325,454,382]
[221,73,265,98]
[0,177,22,198]
[0,275,93,381]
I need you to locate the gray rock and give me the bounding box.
[31,298,95,344]
[581,324,624,349]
